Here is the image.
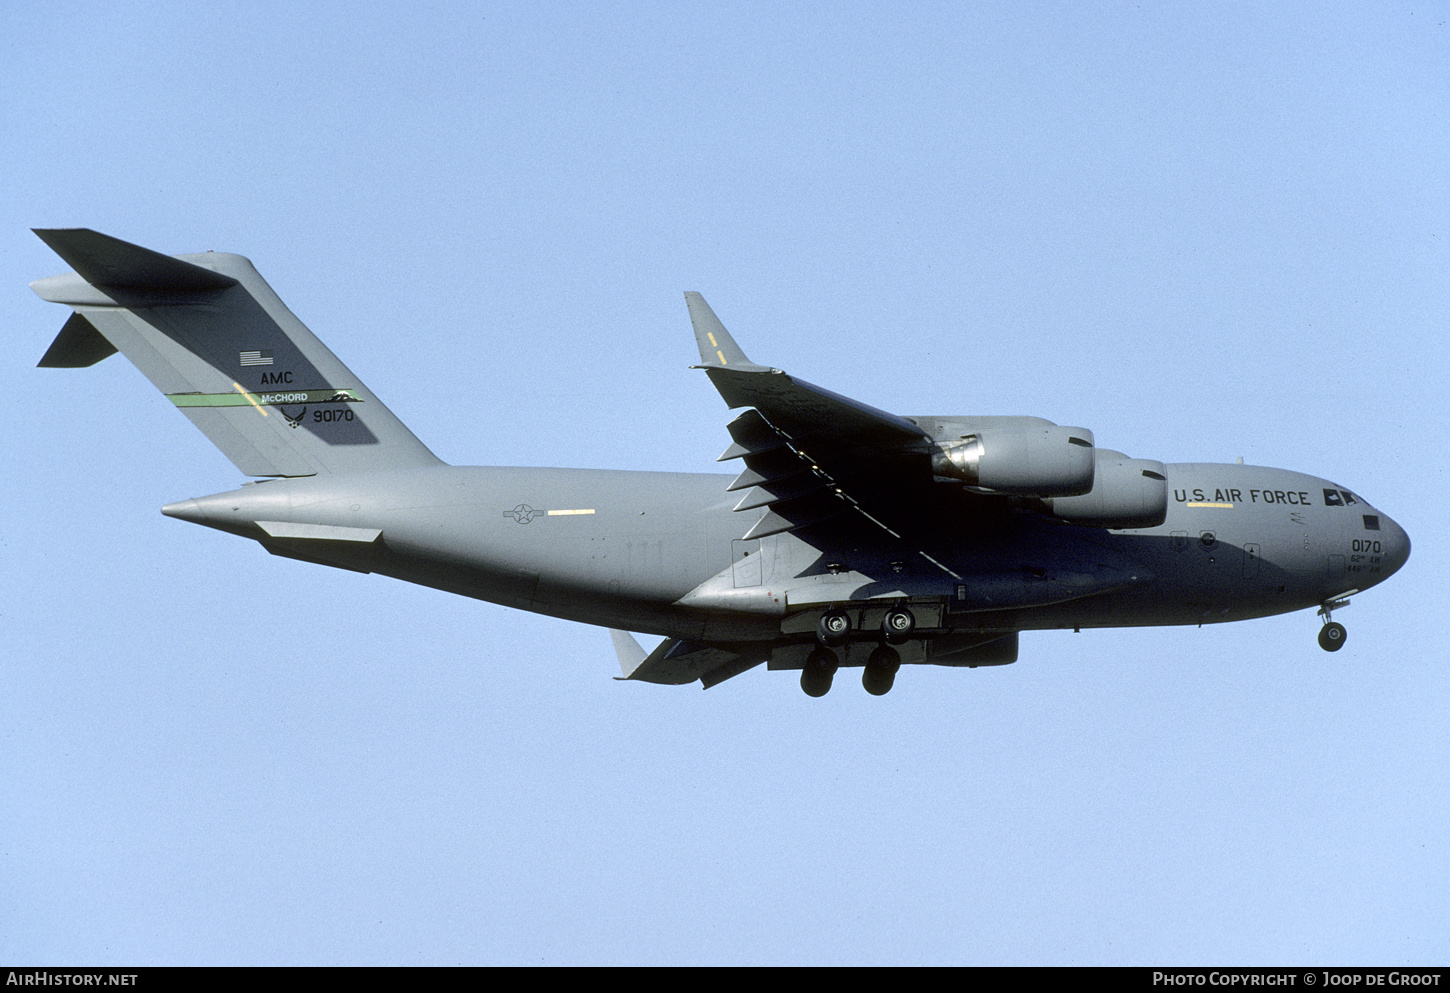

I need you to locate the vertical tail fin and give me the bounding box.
[31,228,442,477]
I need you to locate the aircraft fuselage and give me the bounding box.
[162,460,1409,648]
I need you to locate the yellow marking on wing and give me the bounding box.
[547,508,596,516]
[716,350,727,364]
[708,333,718,347]
[232,381,268,416]
[1187,502,1234,508]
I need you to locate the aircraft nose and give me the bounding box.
[1379,514,1411,578]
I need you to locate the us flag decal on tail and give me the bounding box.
[239,349,274,366]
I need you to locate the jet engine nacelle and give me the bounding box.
[1044,451,1168,529]
[932,424,1096,496]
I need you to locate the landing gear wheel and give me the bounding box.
[882,607,915,645]
[1316,597,1351,653]
[801,647,839,697]
[1318,621,1347,652]
[817,610,851,647]
[863,645,901,696]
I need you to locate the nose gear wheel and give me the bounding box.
[1316,597,1351,653]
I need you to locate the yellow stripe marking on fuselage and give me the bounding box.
[232,381,268,416]
[1186,502,1233,508]
[547,509,596,516]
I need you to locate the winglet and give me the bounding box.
[610,629,648,678]
[684,292,765,369]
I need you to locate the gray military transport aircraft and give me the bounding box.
[31,229,1410,695]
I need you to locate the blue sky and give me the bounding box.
[2,1,1445,964]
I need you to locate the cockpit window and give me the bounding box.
[1363,515,1380,531]
[1324,489,1342,506]
[1341,490,1359,505]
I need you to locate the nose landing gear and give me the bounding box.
[1318,623,1347,651]
[1317,597,1351,652]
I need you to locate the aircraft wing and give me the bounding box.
[685,293,936,540]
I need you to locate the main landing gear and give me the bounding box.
[800,607,914,697]
[800,647,837,697]
[1317,597,1350,652]
[862,645,901,696]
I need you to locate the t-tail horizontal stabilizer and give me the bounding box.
[31,228,442,478]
